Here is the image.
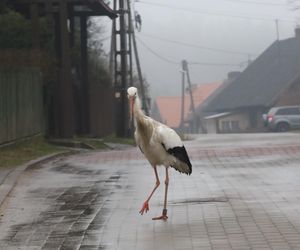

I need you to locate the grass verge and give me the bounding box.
[102,134,135,146]
[0,134,135,169]
[74,137,109,149]
[0,136,63,169]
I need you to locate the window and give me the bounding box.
[231,121,240,130]
[276,108,300,115]
[221,120,240,132]
[221,121,231,132]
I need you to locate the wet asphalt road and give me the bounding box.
[1,133,300,249]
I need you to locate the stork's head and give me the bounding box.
[127,87,138,99]
[127,87,138,121]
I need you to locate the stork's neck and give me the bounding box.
[133,95,153,141]
[133,96,146,124]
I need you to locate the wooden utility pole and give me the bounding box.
[182,60,205,133]
[59,0,75,137]
[182,60,196,121]
[275,19,280,41]
[180,70,185,130]
[109,0,117,82]
[80,15,90,134]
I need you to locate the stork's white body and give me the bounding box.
[136,121,177,165]
[127,87,192,220]
[135,117,191,174]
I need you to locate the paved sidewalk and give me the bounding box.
[0,133,300,249]
[0,167,17,207]
[0,152,70,209]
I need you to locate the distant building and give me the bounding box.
[202,28,300,133]
[152,82,221,132]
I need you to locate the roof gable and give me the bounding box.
[205,36,300,112]
[11,0,117,19]
[154,82,221,128]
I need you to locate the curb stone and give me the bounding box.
[0,151,74,208]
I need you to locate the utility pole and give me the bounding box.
[180,70,185,131]
[127,0,149,115]
[127,0,134,88]
[112,0,131,137]
[275,19,280,41]
[109,0,116,82]
[111,0,149,137]
[182,60,197,131]
[58,0,75,137]
[182,60,205,133]
[275,19,281,65]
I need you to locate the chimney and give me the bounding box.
[227,71,240,81]
[295,27,300,38]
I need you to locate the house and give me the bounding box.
[152,82,221,132]
[202,28,300,133]
[152,96,181,129]
[6,0,117,138]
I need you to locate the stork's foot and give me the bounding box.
[152,209,168,221]
[139,202,149,215]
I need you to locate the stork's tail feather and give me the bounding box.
[171,162,192,175]
[167,146,192,175]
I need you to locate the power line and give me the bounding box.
[287,0,300,10]
[136,36,179,65]
[138,33,258,57]
[183,0,288,6]
[189,61,241,67]
[136,36,243,67]
[136,1,296,23]
[224,0,288,7]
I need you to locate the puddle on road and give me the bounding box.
[170,196,228,206]
[51,163,104,176]
[1,163,129,249]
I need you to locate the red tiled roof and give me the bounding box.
[155,82,221,128]
[156,96,181,128]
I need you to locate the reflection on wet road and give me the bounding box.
[0,151,135,249]
[1,134,300,249]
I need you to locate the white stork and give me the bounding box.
[127,87,192,220]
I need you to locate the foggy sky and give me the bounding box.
[101,0,300,99]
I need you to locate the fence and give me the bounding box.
[0,68,44,145]
[89,81,115,137]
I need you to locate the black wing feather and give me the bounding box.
[161,143,192,175]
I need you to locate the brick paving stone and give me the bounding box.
[0,133,300,249]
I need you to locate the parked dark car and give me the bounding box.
[263,106,300,132]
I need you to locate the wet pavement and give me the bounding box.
[1,133,300,249]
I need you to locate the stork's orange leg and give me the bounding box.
[139,165,160,215]
[153,167,169,221]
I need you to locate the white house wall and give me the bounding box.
[218,112,250,133]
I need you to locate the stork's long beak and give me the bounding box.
[129,97,134,124]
